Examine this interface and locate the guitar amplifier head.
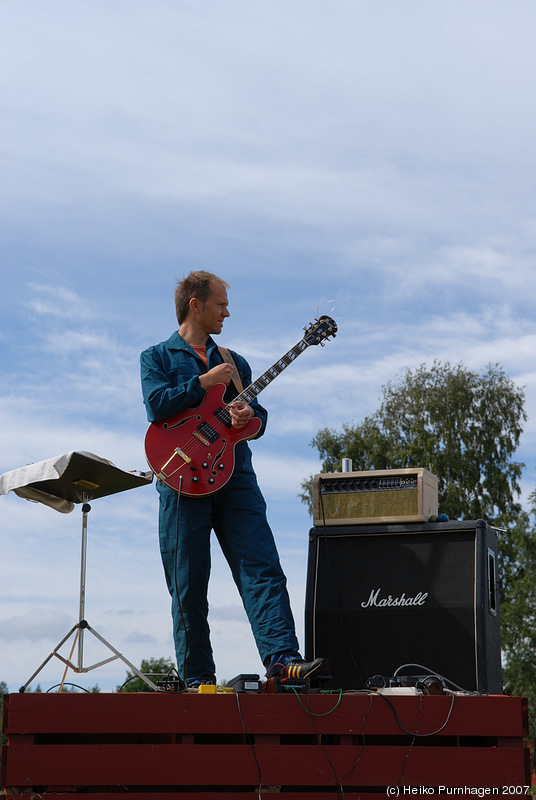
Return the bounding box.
[313,468,438,526]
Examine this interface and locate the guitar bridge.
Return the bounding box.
[193,431,211,446]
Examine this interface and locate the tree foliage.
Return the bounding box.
[499,493,536,770]
[500,493,536,687]
[301,361,526,526]
[118,657,176,692]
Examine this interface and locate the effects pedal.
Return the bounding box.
[228,673,263,693]
[156,675,187,693]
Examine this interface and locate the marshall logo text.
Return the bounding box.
[361,588,428,608]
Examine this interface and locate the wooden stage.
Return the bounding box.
[1,690,532,798]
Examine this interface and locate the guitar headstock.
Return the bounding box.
[303,315,338,346]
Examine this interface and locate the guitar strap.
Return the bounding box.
[218,347,244,395]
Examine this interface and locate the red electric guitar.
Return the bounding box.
[144,315,337,496]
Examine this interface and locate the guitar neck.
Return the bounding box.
[232,337,310,407]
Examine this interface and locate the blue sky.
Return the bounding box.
[1,0,536,692]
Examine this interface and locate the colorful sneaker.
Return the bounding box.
[285,657,330,681]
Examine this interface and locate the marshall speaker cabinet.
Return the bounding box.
[305,519,502,693]
[313,468,438,526]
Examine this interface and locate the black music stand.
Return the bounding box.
[0,451,160,692]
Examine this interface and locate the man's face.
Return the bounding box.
[197,281,230,335]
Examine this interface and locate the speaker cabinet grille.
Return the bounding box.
[305,520,502,693]
[313,468,438,526]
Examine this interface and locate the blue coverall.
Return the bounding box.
[140,331,299,683]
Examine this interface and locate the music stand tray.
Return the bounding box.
[0,451,160,692]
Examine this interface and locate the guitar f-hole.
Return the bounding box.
[164,413,200,430]
[210,439,228,475]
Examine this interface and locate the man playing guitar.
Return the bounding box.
[140,270,327,687]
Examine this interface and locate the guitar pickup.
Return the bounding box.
[197,421,219,442]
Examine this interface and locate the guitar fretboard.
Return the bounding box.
[231,339,310,407]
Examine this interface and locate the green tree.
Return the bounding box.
[500,493,536,731]
[117,657,176,692]
[301,361,526,526]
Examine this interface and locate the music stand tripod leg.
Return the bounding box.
[19,624,79,693]
[83,623,160,691]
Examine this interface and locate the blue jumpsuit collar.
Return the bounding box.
[167,331,219,365]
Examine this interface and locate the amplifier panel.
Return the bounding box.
[313,468,438,525]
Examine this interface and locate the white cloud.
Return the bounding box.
[26,284,97,320]
[0,611,73,641]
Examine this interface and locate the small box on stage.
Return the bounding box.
[313,467,438,526]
